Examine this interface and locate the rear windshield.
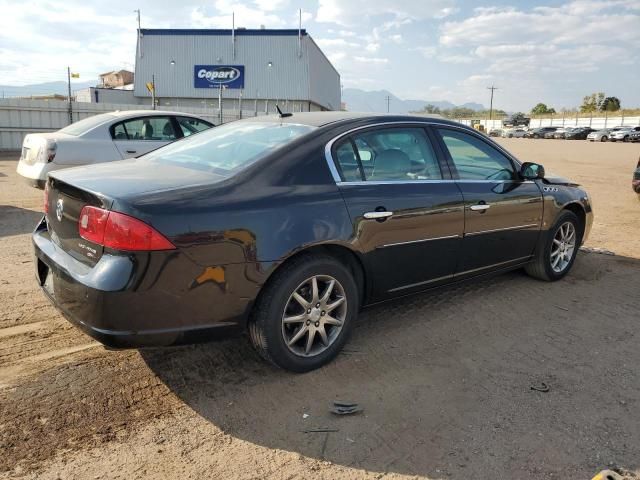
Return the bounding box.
[59,114,116,136]
[143,121,316,173]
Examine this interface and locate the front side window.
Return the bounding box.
[177,117,213,137]
[143,121,315,174]
[437,129,515,181]
[113,116,177,141]
[333,127,442,182]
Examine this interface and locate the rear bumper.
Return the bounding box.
[16,160,62,187]
[33,218,262,348]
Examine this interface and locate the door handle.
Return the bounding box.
[126,150,137,154]
[364,211,393,220]
[470,203,491,211]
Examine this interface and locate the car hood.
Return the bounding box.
[543,173,579,187]
[49,157,230,199]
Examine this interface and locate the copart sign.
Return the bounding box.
[194,65,244,89]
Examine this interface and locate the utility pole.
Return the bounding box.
[67,66,73,124]
[218,84,226,124]
[487,85,498,121]
[151,73,156,109]
[134,9,142,58]
[385,95,390,113]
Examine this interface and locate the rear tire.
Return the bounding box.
[525,211,582,282]
[248,254,359,372]
[601,136,608,142]
[623,135,630,143]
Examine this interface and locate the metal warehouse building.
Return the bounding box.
[133,28,341,114]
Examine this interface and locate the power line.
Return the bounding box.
[487,85,498,120]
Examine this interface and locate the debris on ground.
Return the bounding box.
[530,382,550,393]
[330,401,363,415]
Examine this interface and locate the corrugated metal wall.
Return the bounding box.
[0,99,237,150]
[307,37,341,111]
[134,31,340,110]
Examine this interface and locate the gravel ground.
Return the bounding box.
[0,139,639,480]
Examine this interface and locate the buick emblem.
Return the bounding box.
[55,198,64,222]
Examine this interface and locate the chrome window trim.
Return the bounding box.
[324,120,523,185]
[336,179,535,186]
[465,223,540,237]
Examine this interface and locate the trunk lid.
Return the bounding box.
[46,159,230,265]
[49,158,230,199]
[46,177,112,266]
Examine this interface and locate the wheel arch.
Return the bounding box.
[248,243,369,330]
[562,201,586,238]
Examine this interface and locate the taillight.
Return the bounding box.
[78,206,175,251]
[44,182,49,213]
[46,140,57,163]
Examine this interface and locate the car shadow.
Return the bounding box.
[141,251,640,478]
[0,206,42,238]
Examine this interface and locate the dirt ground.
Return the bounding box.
[0,139,639,480]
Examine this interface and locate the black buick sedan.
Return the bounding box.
[35,112,593,372]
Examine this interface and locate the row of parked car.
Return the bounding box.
[489,125,640,142]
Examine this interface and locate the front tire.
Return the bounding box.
[248,254,359,372]
[623,135,630,143]
[601,136,608,142]
[525,211,581,281]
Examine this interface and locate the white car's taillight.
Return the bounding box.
[45,140,57,162]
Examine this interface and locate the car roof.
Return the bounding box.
[232,111,460,128]
[108,110,203,118]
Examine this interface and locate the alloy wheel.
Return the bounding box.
[281,275,347,357]
[550,222,576,273]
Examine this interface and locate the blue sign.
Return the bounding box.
[194,65,244,89]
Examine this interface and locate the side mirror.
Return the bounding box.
[520,162,545,180]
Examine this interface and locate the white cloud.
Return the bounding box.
[440,0,640,47]
[316,38,361,49]
[415,46,437,58]
[438,54,474,64]
[316,0,457,25]
[353,56,389,64]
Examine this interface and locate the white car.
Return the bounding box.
[17,110,214,188]
[609,126,640,142]
[501,128,526,138]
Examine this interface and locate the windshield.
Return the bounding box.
[143,121,316,174]
[59,113,116,136]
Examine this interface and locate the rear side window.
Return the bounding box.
[176,117,213,137]
[333,127,442,182]
[437,129,515,181]
[112,116,177,141]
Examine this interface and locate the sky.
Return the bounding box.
[0,0,638,111]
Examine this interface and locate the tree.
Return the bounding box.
[423,104,441,114]
[602,96,621,112]
[580,92,605,113]
[531,103,556,115]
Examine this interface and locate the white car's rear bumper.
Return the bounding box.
[16,160,63,188]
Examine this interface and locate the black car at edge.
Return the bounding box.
[34,112,593,372]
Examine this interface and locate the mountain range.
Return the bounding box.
[0,82,486,114]
[0,81,97,98]
[342,88,485,113]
